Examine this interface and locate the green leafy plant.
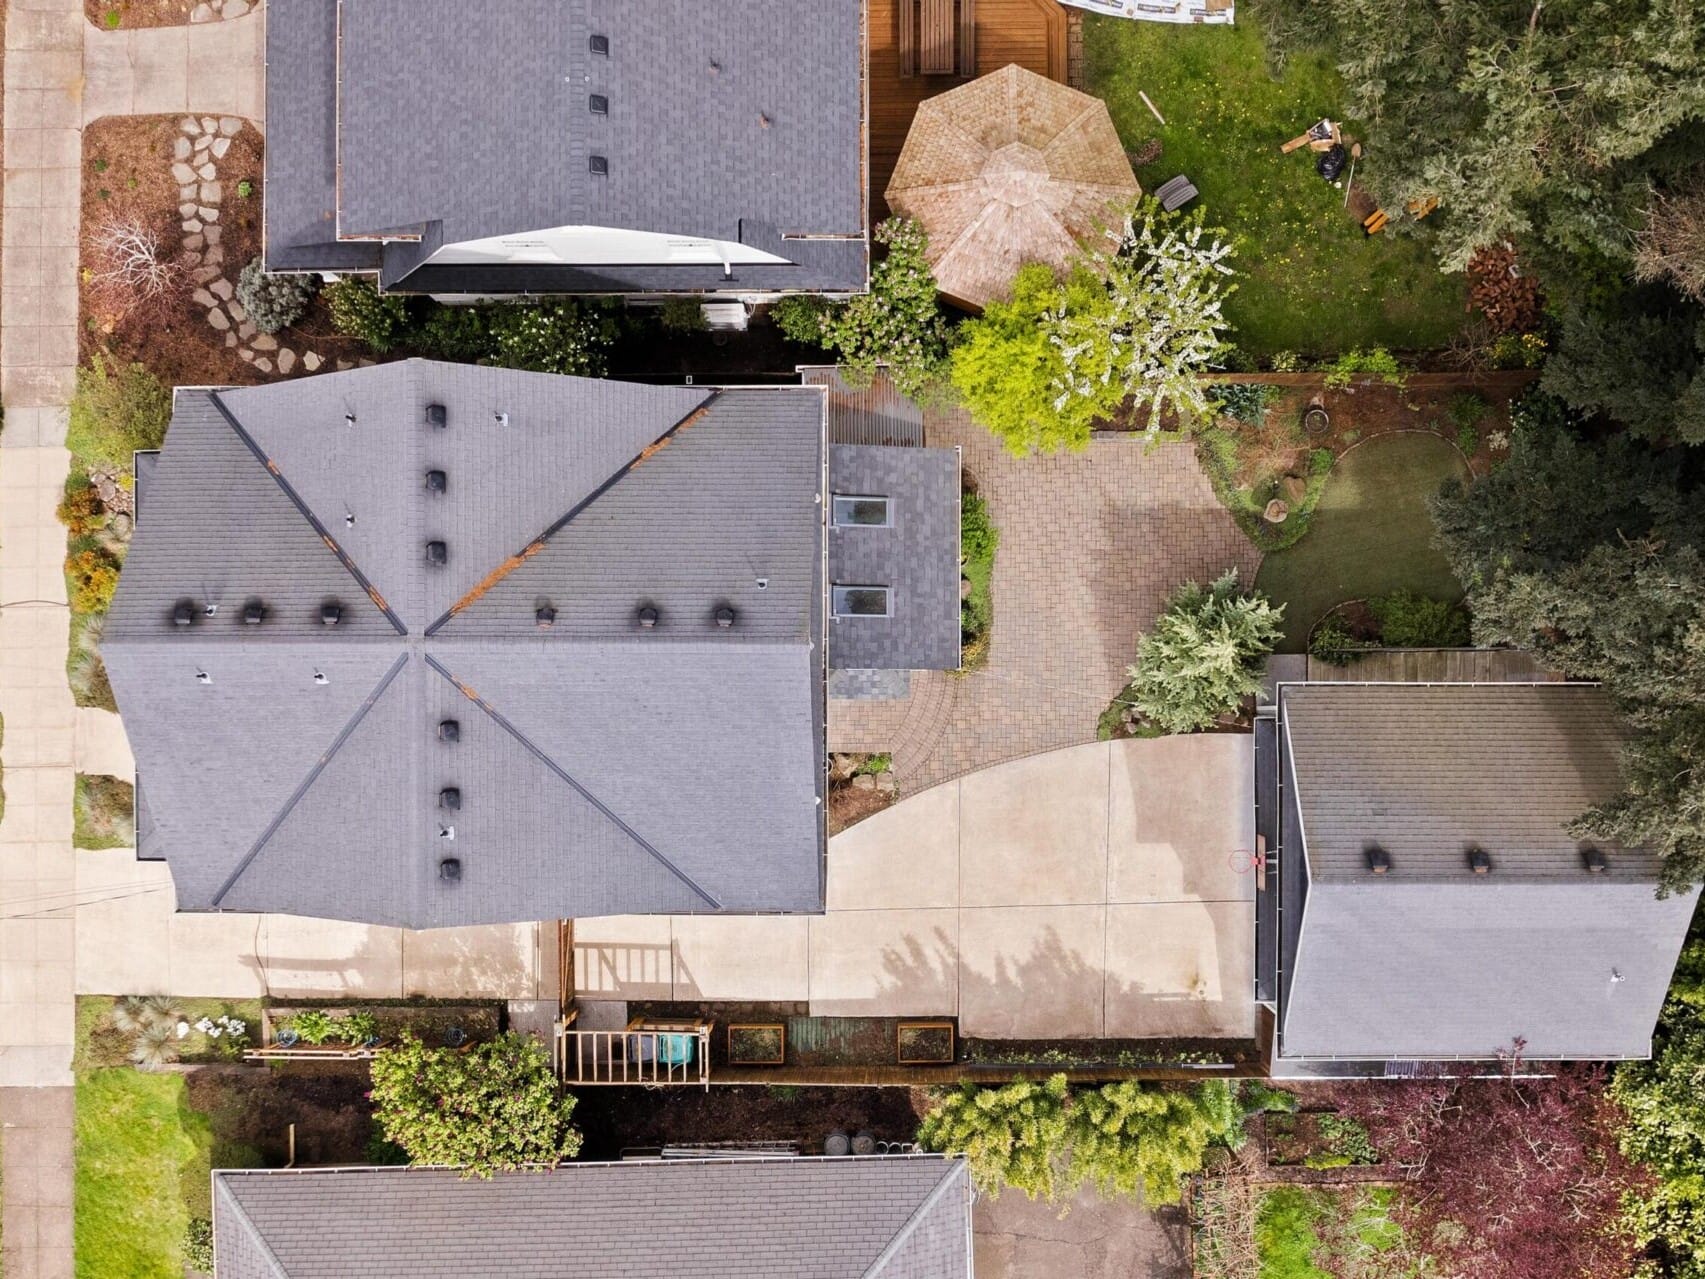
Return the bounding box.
[183,1217,214,1273]
[769,295,833,347]
[1322,347,1404,389]
[1305,1114,1378,1169]
[67,355,171,471]
[369,1032,580,1176]
[236,178,254,199]
[325,276,412,353]
[658,296,708,334]
[958,491,999,669]
[234,258,319,335]
[1209,382,1281,427]
[917,1075,1072,1201]
[1447,390,1490,430]
[1309,613,1371,664]
[287,1008,380,1046]
[103,9,121,27]
[1067,1079,1241,1205]
[484,300,614,376]
[1126,570,1283,733]
[817,217,950,402]
[1369,590,1470,647]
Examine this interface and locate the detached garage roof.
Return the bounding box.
[214,1157,973,1279]
[1276,683,1699,1060]
[106,363,828,928]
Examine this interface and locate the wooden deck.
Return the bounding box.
[869,0,1070,219]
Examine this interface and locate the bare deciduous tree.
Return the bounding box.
[87,214,188,321]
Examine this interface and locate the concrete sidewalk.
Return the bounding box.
[575,735,1257,1041]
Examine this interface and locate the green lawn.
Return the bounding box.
[1084,17,1466,355]
[1256,1185,1416,1279]
[75,1068,260,1279]
[1255,432,1468,651]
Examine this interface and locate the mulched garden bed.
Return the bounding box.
[86,0,248,29]
[572,1084,929,1161]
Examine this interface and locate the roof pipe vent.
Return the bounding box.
[715,605,737,629]
[438,857,462,882]
[425,541,448,567]
[1364,845,1391,875]
[425,469,447,494]
[425,403,447,430]
[637,605,659,629]
[1467,846,1493,875]
[588,32,609,54]
[242,599,266,626]
[172,599,197,627]
[1583,847,1610,874]
[535,604,557,629]
[320,602,342,627]
[438,719,460,743]
[439,787,462,811]
[588,155,609,176]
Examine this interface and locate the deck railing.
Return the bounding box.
[554,1014,712,1090]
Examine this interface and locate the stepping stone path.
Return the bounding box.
[176,115,345,378]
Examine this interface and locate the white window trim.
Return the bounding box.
[832,585,892,618]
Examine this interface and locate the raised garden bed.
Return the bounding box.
[896,1020,955,1065]
[727,1023,787,1066]
[253,1003,500,1058]
[1266,1111,1379,1170]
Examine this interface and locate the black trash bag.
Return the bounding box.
[1316,144,1347,181]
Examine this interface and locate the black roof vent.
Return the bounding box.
[715,605,737,629]
[425,469,447,494]
[242,600,266,625]
[172,599,196,627]
[588,32,609,54]
[438,719,460,743]
[637,605,659,629]
[1364,845,1391,875]
[1467,846,1493,875]
[439,787,462,811]
[589,93,608,114]
[588,154,608,176]
[438,857,462,882]
[425,403,447,429]
[1583,846,1610,874]
[426,540,448,566]
[320,601,342,627]
[535,604,557,629]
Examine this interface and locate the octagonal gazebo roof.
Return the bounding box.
[884,64,1140,310]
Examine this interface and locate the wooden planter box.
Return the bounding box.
[897,1020,955,1065]
[727,1023,786,1066]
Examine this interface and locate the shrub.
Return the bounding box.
[325,276,412,353]
[183,1217,214,1273]
[369,1032,580,1176]
[87,213,187,322]
[484,300,614,376]
[916,1075,1072,1200]
[1309,613,1370,664]
[415,304,492,362]
[959,492,998,664]
[1322,347,1404,389]
[770,295,832,347]
[1447,390,1490,430]
[1209,382,1281,427]
[67,355,171,471]
[234,258,318,334]
[1067,1080,1241,1205]
[960,491,997,563]
[818,217,950,402]
[658,296,708,333]
[67,546,122,615]
[57,476,108,538]
[1369,590,1470,648]
[1126,571,1283,733]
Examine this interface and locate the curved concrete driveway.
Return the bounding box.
[575,733,1256,1041]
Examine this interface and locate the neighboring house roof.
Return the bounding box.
[264,0,868,295]
[213,1156,973,1279]
[1275,683,1700,1060]
[827,444,961,672]
[107,362,829,927]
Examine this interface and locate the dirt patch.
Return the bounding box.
[828,780,895,834]
[572,1084,929,1160]
[185,1062,378,1166]
[86,0,214,29]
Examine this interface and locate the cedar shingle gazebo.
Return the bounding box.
[884,63,1140,310]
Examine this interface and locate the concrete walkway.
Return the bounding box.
[81,10,264,124]
[576,735,1256,1041]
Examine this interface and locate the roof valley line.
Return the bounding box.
[108,361,961,929]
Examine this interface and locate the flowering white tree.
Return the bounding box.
[1047,200,1237,441]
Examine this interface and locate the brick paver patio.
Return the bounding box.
[830,409,1261,792]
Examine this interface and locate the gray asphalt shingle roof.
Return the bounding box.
[264,0,867,293]
[106,363,829,927]
[1276,683,1700,1060]
[214,1157,972,1279]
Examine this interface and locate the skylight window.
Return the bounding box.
[832,495,891,527]
[588,33,609,55]
[832,586,890,617]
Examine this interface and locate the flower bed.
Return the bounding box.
[255,1003,501,1056]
